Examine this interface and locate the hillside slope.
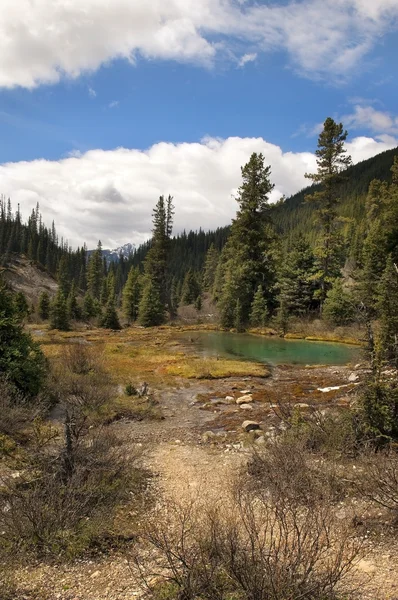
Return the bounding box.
[1,254,58,303]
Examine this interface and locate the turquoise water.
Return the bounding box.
[182,331,361,366]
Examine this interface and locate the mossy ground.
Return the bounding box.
[30,324,269,387]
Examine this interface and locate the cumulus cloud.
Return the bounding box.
[343,104,398,136]
[0,0,397,88]
[0,135,395,249]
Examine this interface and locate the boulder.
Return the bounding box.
[239,403,253,411]
[240,389,251,394]
[236,394,253,405]
[241,420,261,432]
[225,395,235,402]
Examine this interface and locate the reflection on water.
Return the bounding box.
[182,331,361,366]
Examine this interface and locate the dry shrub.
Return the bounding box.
[0,378,42,441]
[247,437,347,506]
[355,449,398,519]
[134,480,361,600]
[273,399,357,456]
[63,342,104,375]
[0,427,140,557]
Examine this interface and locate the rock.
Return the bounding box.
[348,372,359,382]
[295,403,309,409]
[354,363,363,370]
[240,389,251,394]
[239,403,253,410]
[225,395,235,402]
[241,420,261,432]
[90,570,101,579]
[255,435,266,445]
[202,431,216,443]
[236,394,253,405]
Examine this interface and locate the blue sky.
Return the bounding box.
[0,0,397,248]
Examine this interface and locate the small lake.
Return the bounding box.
[181,331,361,366]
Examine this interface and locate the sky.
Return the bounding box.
[0,0,397,249]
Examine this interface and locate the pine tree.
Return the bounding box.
[278,237,317,316]
[67,281,81,320]
[122,266,142,323]
[219,153,276,327]
[83,293,95,319]
[50,290,70,331]
[377,255,398,366]
[181,270,201,305]
[249,285,268,327]
[101,294,121,329]
[38,291,50,320]
[57,255,70,297]
[0,281,46,396]
[305,117,352,308]
[138,195,174,326]
[138,278,165,327]
[194,294,202,312]
[323,279,356,326]
[14,291,29,318]
[202,244,219,291]
[87,241,104,300]
[234,298,244,333]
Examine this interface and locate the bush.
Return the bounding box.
[0,428,136,556]
[0,282,47,397]
[355,449,398,519]
[247,437,347,506]
[135,487,361,600]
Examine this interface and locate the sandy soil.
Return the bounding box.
[13,365,398,600]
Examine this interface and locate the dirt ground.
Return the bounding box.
[13,364,398,600]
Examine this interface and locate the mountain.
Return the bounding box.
[90,242,135,263]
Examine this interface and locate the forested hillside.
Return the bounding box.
[128,145,398,283]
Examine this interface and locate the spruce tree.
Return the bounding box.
[83,292,97,320]
[249,285,268,327]
[138,278,165,327]
[38,291,50,320]
[181,270,201,305]
[14,291,29,318]
[122,266,142,323]
[101,294,121,329]
[305,118,352,308]
[57,255,70,297]
[0,281,46,396]
[87,241,104,300]
[278,237,316,317]
[67,281,81,321]
[219,153,276,328]
[377,255,398,366]
[138,195,174,327]
[202,244,219,291]
[50,290,70,331]
[323,279,356,326]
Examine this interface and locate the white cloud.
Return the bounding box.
[109,100,120,109]
[0,0,397,88]
[88,86,97,98]
[0,135,395,249]
[343,104,398,136]
[238,53,257,68]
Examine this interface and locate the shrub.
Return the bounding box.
[0,428,136,556]
[134,487,361,600]
[355,450,398,519]
[0,282,47,397]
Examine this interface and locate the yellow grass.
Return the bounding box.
[36,325,268,386]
